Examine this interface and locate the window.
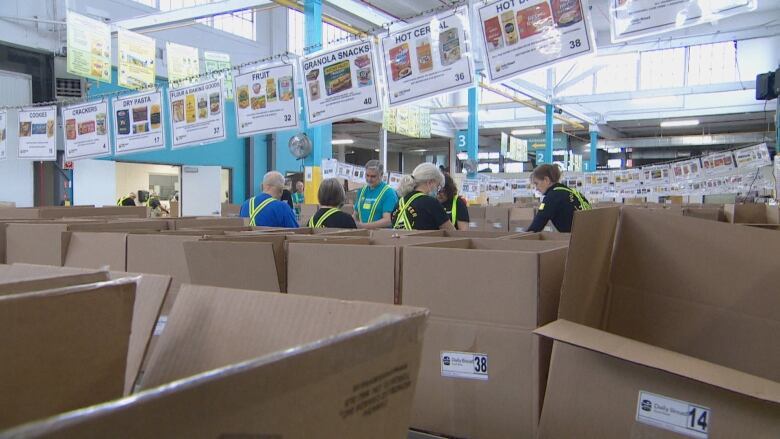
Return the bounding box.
[595,53,638,93]
[288,9,355,56]
[687,41,737,86]
[640,47,685,89]
[151,0,257,40]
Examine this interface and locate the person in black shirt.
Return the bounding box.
[281,188,295,211]
[308,178,357,229]
[392,163,455,231]
[527,164,591,233]
[437,173,470,230]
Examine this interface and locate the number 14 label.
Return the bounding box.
[440,351,488,381]
[636,391,710,438]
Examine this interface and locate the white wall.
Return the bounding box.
[0,70,34,207]
[115,162,179,201]
[73,159,117,206]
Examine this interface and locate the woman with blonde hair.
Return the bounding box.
[392,163,455,231]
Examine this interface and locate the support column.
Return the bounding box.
[337,144,346,162]
[467,87,479,177]
[303,0,323,168]
[379,128,388,167]
[776,97,779,153]
[589,125,599,172]
[539,104,554,165]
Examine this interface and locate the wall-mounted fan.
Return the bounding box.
[288,133,312,159]
[463,158,479,174]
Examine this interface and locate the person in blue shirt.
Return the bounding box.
[354,160,398,229]
[239,171,299,228]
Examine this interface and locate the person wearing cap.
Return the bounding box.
[354,160,398,229]
[437,173,470,230]
[308,178,357,229]
[117,192,137,206]
[392,163,455,231]
[239,171,299,228]
[527,164,591,233]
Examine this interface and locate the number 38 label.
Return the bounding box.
[440,351,488,381]
[636,391,710,438]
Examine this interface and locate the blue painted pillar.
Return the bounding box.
[589,126,598,172]
[775,97,779,153]
[539,103,554,165]
[467,87,478,177]
[303,0,330,167]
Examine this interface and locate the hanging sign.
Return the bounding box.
[167,42,200,87]
[733,143,770,169]
[169,78,225,149]
[204,51,234,100]
[477,0,594,82]
[670,158,702,182]
[701,151,735,175]
[63,100,110,160]
[641,163,671,185]
[321,158,338,179]
[118,28,156,90]
[66,11,111,82]
[337,162,354,180]
[388,172,403,189]
[301,40,381,126]
[461,178,481,200]
[17,106,57,161]
[0,110,6,161]
[507,136,528,161]
[234,63,299,137]
[380,8,475,107]
[612,168,642,184]
[112,90,165,155]
[610,0,757,42]
[350,166,366,183]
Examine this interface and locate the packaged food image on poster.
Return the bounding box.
[198,95,208,119]
[209,93,220,114]
[132,106,148,122]
[172,100,185,122]
[324,60,353,95]
[439,28,462,66]
[150,104,161,129]
[19,122,31,137]
[78,120,95,135]
[252,82,262,95]
[237,85,250,109]
[66,119,77,140]
[266,78,277,102]
[306,69,320,82]
[483,16,504,52]
[116,110,130,135]
[133,122,149,134]
[96,113,106,135]
[47,119,55,138]
[354,54,373,87]
[724,155,733,166]
[185,94,196,123]
[251,96,266,110]
[308,81,321,101]
[552,0,583,27]
[278,76,294,101]
[389,44,412,81]
[517,2,553,38]
[416,38,434,72]
[501,11,518,45]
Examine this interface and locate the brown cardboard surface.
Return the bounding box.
[108,272,171,395]
[64,232,127,271]
[684,206,725,222]
[510,231,571,241]
[184,240,282,293]
[287,242,395,303]
[126,234,199,292]
[0,267,108,294]
[538,341,780,438]
[370,229,443,239]
[168,217,247,230]
[5,224,71,266]
[3,287,427,439]
[443,230,528,239]
[0,223,6,264]
[0,278,136,430]
[484,207,509,232]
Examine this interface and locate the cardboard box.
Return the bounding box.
[64,232,128,271]
[444,230,528,239]
[5,223,71,266]
[402,239,569,438]
[684,206,725,222]
[0,206,147,220]
[466,206,487,231]
[0,277,136,430]
[724,203,779,225]
[126,234,199,292]
[299,204,319,225]
[169,201,180,218]
[508,207,536,233]
[511,231,570,242]
[184,239,283,293]
[6,285,428,438]
[535,207,780,438]
[167,217,247,230]
[220,203,242,217]
[483,207,509,232]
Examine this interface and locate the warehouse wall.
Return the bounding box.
[73,160,116,206]
[115,162,179,201]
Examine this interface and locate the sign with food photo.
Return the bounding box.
[380,8,475,107]
[477,0,594,82]
[63,100,110,160]
[169,78,225,149]
[234,62,299,137]
[301,40,381,126]
[0,110,6,161]
[17,106,57,161]
[112,90,165,155]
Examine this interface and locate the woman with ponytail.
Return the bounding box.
[392,163,455,231]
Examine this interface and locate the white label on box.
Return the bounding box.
[441,351,488,381]
[153,315,168,336]
[636,391,709,438]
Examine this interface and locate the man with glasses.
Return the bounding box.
[354,160,398,229]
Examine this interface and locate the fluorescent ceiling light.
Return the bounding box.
[511,128,543,136]
[332,139,354,145]
[660,119,699,128]
[374,149,379,152]
[412,149,428,153]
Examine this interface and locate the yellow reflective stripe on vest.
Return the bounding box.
[393,193,425,230]
[368,185,391,223]
[309,207,340,228]
[553,187,591,210]
[356,186,368,223]
[358,184,391,223]
[450,196,458,225]
[116,197,125,206]
[249,197,275,226]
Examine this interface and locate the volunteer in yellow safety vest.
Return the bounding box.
[391,163,456,231]
[437,172,470,230]
[354,160,398,229]
[239,171,299,228]
[527,164,591,233]
[116,192,137,206]
[308,178,357,229]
